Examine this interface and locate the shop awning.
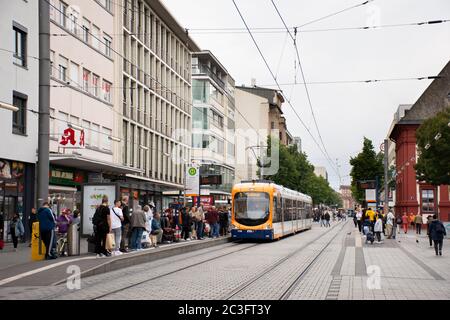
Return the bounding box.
[49,154,141,175]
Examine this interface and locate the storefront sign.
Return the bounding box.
[59,127,85,148]
[192,196,214,208]
[185,164,200,196]
[50,166,85,186]
[200,175,222,185]
[81,184,117,236]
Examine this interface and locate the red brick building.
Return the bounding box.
[389,60,450,222]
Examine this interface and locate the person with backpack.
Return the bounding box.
[92,196,112,257]
[37,202,57,259]
[428,214,447,256]
[130,207,147,251]
[110,199,124,256]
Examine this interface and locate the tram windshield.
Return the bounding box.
[233,192,270,226]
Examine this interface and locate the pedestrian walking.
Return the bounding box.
[110,200,124,256]
[409,213,415,232]
[353,212,358,228]
[426,215,434,247]
[366,208,376,232]
[9,213,24,251]
[374,214,383,243]
[37,202,57,259]
[428,214,447,256]
[414,213,423,235]
[324,211,331,228]
[402,213,409,234]
[92,196,112,257]
[320,211,326,227]
[385,210,395,239]
[130,208,147,251]
[356,209,363,233]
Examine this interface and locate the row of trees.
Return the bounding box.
[263,137,342,206]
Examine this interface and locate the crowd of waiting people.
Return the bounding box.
[91,195,231,258]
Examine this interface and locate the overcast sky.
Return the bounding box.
[162,0,450,190]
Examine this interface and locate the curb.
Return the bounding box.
[52,237,233,285]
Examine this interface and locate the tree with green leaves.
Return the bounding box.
[264,136,340,206]
[349,137,384,204]
[415,107,450,185]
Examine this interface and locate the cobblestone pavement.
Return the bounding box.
[1,220,449,300]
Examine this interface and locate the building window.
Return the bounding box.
[82,69,90,92]
[69,62,79,86]
[82,120,90,146]
[82,18,90,43]
[12,92,27,135]
[103,80,112,102]
[69,8,79,35]
[92,25,100,50]
[102,127,112,151]
[50,50,55,77]
[271,122,275,130]
[421,189,435,213]
[103,33,112,57]
[92,74,99,97]
[13,24,27,67]
[59,1,68,28]
[98,0,112,12]
[59,55,68,82]
[212,109,224,129]
[91,123,99,148]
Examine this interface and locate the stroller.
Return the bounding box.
[363,226,375,244]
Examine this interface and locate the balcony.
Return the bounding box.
[193,64,226,91]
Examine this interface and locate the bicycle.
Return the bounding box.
[56,232,68,257]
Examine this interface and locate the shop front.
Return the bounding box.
[0,158,34,241]
[48,165,87,217]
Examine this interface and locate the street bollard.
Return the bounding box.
[67,223,80,256]
[31,222,46,261]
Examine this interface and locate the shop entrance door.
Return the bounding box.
[2,196,17,242]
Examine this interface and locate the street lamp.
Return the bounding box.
[0,101,19,112]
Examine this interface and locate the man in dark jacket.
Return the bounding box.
[37,202,57,259]
[93,196,111,257]
[120,196,131,252]
[428,214,447,256]
[206,206,220,238]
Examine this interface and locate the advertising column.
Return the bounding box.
[81,184,117,236]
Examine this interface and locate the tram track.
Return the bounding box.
[223,220,349,300]
[90,241,260,300]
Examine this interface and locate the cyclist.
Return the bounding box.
[56,208,72,256]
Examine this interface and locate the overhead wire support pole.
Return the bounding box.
[38,0,50,207]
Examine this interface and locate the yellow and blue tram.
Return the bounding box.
[231,180,313,240]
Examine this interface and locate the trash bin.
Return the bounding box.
[67,223,80,256]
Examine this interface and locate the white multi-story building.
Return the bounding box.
[118,0,200,211]
[0,1,39,239]
[46,0,135,217]
[314,166,328,181]
[191,51,236,204]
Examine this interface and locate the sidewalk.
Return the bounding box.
[0,236,232,287]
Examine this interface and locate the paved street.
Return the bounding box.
[1,220,448,300]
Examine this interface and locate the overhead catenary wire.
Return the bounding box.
[231,0,341,179]
[270,0,340,179]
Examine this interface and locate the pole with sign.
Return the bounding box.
[185,164,200,199]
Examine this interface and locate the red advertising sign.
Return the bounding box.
[59,127,85,148]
